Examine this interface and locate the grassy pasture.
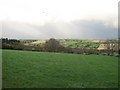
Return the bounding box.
[2,50,118,88]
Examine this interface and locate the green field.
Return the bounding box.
[2,50,118,88]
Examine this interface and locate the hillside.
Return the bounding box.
[1,38,119,56]
[20,39,119,50]
[20,40,45,46]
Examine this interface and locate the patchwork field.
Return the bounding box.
[2,50,118,88]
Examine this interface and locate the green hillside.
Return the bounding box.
[3,50,118,88]
[21,39,118,50]
[58,39,100,49]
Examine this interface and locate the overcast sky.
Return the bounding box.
[0,0,119,39]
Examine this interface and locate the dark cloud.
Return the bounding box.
[2,20,118,39]
[71,20,118,39]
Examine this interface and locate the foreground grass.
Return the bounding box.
[2,50,118,88]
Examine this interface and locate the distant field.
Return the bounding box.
[2,50,118,88]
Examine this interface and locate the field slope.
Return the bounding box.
[2,50,118,88]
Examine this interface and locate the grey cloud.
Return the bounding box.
[2,20,118,40]
[71,20,118,39]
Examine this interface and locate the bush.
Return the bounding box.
[44,38,65,52]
